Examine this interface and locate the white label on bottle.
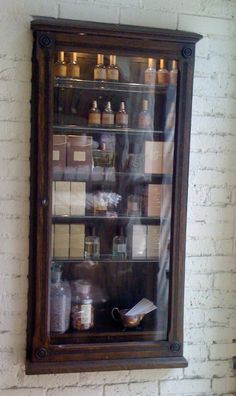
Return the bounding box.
[74,151,86,162]
[117,243,126,253]
[53,150,60,161]
[81,304,92,325]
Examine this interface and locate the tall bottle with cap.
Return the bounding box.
[102,101,115,127]
[169,60,178,86]
[115,102,128,128]
[156,59,169,85]
[107,55,119,82]
[67,52,80,78]
[54,51,67,77]
[88,100,101,127]
[144,58,156,85]
[138,99,152,130]
[94,54,106,81]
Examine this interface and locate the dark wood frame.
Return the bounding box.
[27,18,202,374]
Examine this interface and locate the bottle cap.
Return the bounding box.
[160,59,165,69]
[110,55,116,65]
[58,51,65,62]
[106,101,112,110]
[142,99,148,111]
[172,60,178,70]
[97,54,104,64]
[147,58,155,69]
[120,101,125,111]
[92,100,98,109]
[70,52,77,63]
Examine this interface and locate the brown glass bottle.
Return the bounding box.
[156,59,169,85]
[144,58,156,85]
[88,100,101,127]
[102,101,114,127]
[54,51,67,77]
[169,60,178,85]
[67,52,80,78]
[115,102,128,128]
[106,55,119,82]
[138,100,152,130]
[94,54,106,81]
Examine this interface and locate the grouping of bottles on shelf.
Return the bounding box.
[53,133,173,182]
[50,265,96,333]
[88,99,153,130]
[53,222,160,261]
[53,179,165,218]
[54,51,178,86]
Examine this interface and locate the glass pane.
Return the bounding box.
[50,51,177,342]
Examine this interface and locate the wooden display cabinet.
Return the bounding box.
[27,18,202,374]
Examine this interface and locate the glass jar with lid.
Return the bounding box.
[70,279,94,331]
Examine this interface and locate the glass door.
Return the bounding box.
[50,50,177,344]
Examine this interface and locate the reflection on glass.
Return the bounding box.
[51,51,178,342]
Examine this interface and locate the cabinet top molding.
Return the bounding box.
[31,17,202,44]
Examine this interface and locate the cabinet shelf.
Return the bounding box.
[52,215,162,225]
[54,77,170,94]
[53,124,173,140]
[53,173,173,185]
[53,257,159,263]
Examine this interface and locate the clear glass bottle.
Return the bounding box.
[88,100,101,127]
[71,280,94,331]
[102,101,115,127]
[144,58,156,85]
[93,142,113,167]
[84,226,100,259]
[112,226,127,259]
[138,99,152,130]
[106,55,119,81]
[169,60,178,85]
[54,51,67,77]
[94,54,106,81]
[115,102,128,128]
[156,59,169,85]
[50,263,71,333]
[67,52,80,78]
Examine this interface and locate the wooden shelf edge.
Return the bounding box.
[26,356,188,375]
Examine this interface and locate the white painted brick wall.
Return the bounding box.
[0,0,235,395]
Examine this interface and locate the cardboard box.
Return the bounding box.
[54,224,69,258]
[54,181,70,215]
[146,184,162,217]
[132,225,147,258]
[147,225,160,258]
[70,182,86,216]
[162,142,174,174]
[53,135,67,180]
[144,141,163,174]
[69,224,85,258]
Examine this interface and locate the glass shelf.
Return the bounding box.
[52,215,162,224]
[53,124,172,140]
[54,77,170,94]
[52,257,160,263]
